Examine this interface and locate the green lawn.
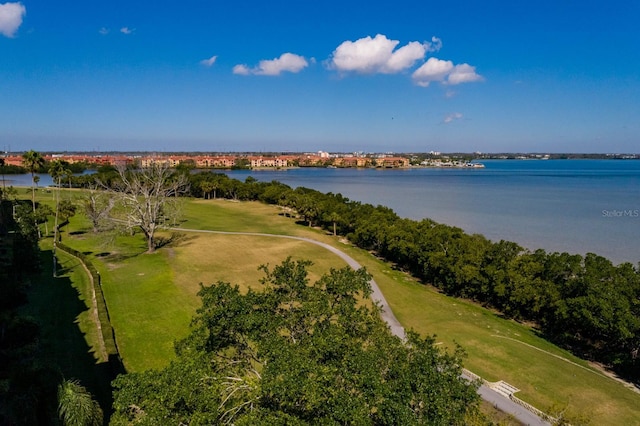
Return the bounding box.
[368,264,639,424]
[180,198,322,236]
[25,191,640,425]
[59,199,350,372]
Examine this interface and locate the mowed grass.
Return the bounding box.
[367,265,640,424]
[181,198,321,236]
[50,195,640,425]
[62,225,197,372]
[170,234,350,296]
[60,199,350,372]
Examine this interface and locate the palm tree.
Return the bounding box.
[327,211,342,236]
[57,379,103,426]
[49,160,67,275]
[200,179,214,199]
[22,150,45,213]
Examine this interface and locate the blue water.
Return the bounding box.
[4,160,639,264]
[225,160,640,264]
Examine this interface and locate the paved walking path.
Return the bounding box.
[174,227,550,426]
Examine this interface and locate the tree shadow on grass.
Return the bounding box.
[96,251,141,263]
[22,249,117,423]
[155,232,196,250]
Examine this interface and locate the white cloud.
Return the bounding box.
[412,57,483,87]
[412,57,454,86]
[255,53,308,75]
[99,27,109,35]
[0,2,26,38]
[383,41,427,73]
[232,64,250,75]
[328,34,435,74]
[443,112,463,124]
[234,53,308,76]
[426,36,442,52]
[447,63,483,85]
[200,55,218,67]
[120,27,134,35]
[328,33,482,88]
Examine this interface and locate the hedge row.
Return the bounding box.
[56,242,119,358]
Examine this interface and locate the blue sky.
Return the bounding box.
[1,1,639,153]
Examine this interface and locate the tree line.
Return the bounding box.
[186,171,640,382]
[67,166,640,382]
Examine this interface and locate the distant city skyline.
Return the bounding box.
[1,1,639,153]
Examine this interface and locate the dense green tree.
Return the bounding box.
[257,181,293,209]
[112,259,479,424]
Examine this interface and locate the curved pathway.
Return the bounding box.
[173,227,550,426]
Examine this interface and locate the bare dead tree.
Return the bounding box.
[112,162,189,253]
[82,182,116,233]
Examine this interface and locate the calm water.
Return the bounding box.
[5,160,639,264]
[226,160,640,264]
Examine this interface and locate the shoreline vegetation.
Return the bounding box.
[4,169,639,424]
[47,165,639,388]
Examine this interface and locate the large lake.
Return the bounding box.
[225,160,640,265]
[5,159,639,264]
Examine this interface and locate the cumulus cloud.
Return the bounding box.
[447,63,483,85]
[412,57,453,86]
[0,2,26,38]
[120,27,134,35]
[255,53,308,75]
[98,27,109,35]
[234,53,308,76]
[328,34,436,74]
[383,41,428,73]
[200,55,218,67]
[412,57,483,87]
[443,112,463,124]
